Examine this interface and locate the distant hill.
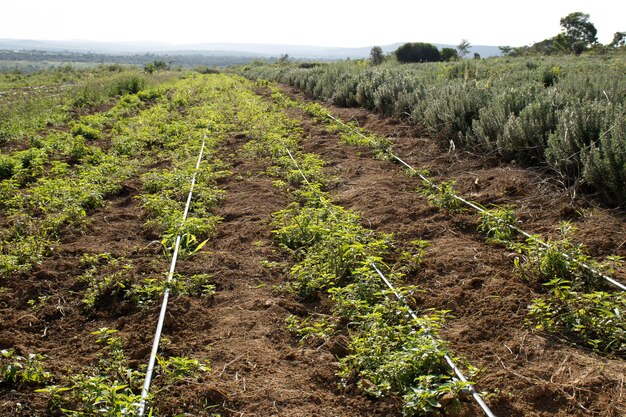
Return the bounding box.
[0,39,502,59]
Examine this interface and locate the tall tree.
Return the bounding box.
[610,32,626,48]
[370,46,384,65]
[395,43,441,63]
[440,47,458,61]
[560,12,598,47]
[457,39,471,57]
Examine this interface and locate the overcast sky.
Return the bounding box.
[2,0,624,47]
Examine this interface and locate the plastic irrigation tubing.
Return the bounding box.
[280,141,497,417]
[371,263,497,417]
[137,135,207,417]
[325,113,626,292]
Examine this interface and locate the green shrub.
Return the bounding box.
[498,96,559,163]
[422,82,489,141]
[583,113,626,204]
[71,123,101,140]
[469,84,540,151]
[113,74,146,95]
[545,102,608,182]
[0,155,18,179]
[528,279,626,355]
[395,42,441,63]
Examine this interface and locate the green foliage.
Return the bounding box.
[71,123,101,140]
[528,279,626,356]
[456,39,471,57]
[144,60,170,74]
[498,97,559,163]
[338,305,469,416]
[156,355,210,385]
[38,328,209,415]
[440,48,459,62]
[242,85,469,415]
[560,12,598,47]
[419,180,463,212]
[1,349,52,386]
[395,240,430,275]
[370,46,385,66]
[395,42,441,63]
[477,206,517,244]
[238,54,626,204]
[469,84,540,151]
[79,254,215,310]
[422,82,489,140]
[582,112,626,205]
[38,328,144,416]
[273,196,392,298]
[286,315,336,344]
[514,222,600,287]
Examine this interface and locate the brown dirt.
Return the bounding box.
[1,81,625,417]
[279,85,626,416]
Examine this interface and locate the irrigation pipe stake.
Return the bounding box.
[280,141,497,417]
[325,113,626,292]
[137,135,207,417]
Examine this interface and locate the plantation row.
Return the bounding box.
[0,72,252,414]
[261,82,626,358]
[230,78,486,414]
[238,56,626,205]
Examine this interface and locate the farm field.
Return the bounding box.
[1,68,625,417]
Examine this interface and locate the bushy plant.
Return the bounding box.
[1,349,52,386]
[498,97,559,163]
[582,112,626,205]
[422,82,489,141]
[528,279,626,355]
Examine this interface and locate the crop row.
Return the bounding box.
[262,83,626,358]
[239,56,626,205]
[0,73,247,415]
[233,78,485,415]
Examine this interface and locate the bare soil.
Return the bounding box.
[1,82,625,416]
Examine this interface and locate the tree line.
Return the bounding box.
[371,11,624,65]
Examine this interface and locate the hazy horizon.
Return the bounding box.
[2,1,624,48]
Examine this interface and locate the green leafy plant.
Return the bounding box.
[513,222,600,287]
[38,328,210,415]
[528,279,626,356]
[1,349,52,386]
[419,180,464,212]
[477,206,518,244]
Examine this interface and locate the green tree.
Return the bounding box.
[440,47,458,61]
[370,46,384,65]
[457,39,471,57]
[609,32,626,47]
[560,12,598,47]
[498,46,513,56]
[395,42,441,63]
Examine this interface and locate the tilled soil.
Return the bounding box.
[1,82,625,416]
[280,85,626,417]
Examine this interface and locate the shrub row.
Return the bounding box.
[239,56,626,205]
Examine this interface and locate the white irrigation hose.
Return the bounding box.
[281,142,497,417]
[371,263,496,417]
[137,135,207,417]
[325,113,626,292]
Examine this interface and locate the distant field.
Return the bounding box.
[0,49,262,73]
[0,59,119,73]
